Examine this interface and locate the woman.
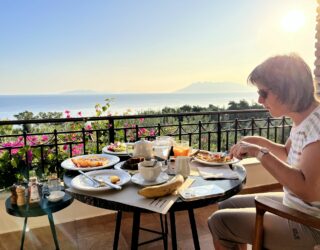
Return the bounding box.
[208,54,320,250]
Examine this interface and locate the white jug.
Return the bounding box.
[132,139,153,159]
[175,156,190,178]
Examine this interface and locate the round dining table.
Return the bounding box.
[63,162,246,250]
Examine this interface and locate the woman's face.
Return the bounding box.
[256,84,289,117]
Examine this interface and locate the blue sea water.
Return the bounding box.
[0,92,258,119]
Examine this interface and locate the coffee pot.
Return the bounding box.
[133,139,153,159]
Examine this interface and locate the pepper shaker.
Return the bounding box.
[10,184,17,205]
[16,185,26,206]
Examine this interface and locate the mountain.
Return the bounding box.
[60,90,100,95]
[175,82,255,93]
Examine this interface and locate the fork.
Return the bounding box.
[78,170,122,190]
[189,149,201,161]
[221,151,229,158]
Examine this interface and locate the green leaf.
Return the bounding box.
[11,158,18,168]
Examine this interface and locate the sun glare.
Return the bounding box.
[281,10,305,32]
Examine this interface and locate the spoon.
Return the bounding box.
[143,158,158,167]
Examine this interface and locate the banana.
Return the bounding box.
[138,174,184,198]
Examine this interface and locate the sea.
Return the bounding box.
[0,92,258,119]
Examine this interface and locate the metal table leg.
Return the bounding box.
[113,211,122,250]
[131,211,141,250]
[20,216,28,250]
[169,211,177,250]
[188,209,200,250]
[160,214,168,250]
[47,212,60,250]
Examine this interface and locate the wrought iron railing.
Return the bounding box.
[0,109,292,187]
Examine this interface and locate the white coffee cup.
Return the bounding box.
[138,160,161,182]
[176,156,190,178]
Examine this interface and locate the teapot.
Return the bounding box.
[132,139,153,159]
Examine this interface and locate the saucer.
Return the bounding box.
[47,191,65,202]
[131,172,170,186]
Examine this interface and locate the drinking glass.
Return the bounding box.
[153,137,173,172]
[125,143,135,157]
[173,140,191,157]
[47,178,61,192]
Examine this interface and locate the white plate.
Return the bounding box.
[193,157,240,166]
[47,191,65,202]
[193,151,240,166]
[71,169,131,191]
[102,146,128,156]
[61,154,120,171]
[114,161,139,175]
[131,172,170,186]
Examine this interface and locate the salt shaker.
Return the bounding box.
[28,176,40,204]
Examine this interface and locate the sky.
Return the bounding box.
[0,0,317,94]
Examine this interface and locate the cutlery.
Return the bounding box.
[153,155,166,161]
[189,149,201,161]
[221,151,229,158]
[189,149,200,157]
[78,170,122,190]
[141,159,159,167]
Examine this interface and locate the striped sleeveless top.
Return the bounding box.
[284,105,320,218]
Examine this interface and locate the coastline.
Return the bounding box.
[0,92,257,119]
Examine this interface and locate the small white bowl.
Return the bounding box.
[47,191,65,202]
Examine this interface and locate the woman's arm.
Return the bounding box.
[241,136,290,161]
[231,140,320,202]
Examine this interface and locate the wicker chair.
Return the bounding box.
[253,196,320,250]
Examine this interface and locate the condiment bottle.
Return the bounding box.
[10,184,17,205]
[28,176,40,204]
[16,185,26,206]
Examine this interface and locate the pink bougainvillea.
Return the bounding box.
[149,128,156,137]
[64,110,71,118]
[41,135,49,142]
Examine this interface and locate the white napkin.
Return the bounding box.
[196,164,239,180]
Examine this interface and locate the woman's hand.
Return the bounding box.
[230,141,261,160]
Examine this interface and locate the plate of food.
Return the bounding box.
[102,142,128,155]
[114,157,145,174]
[61,154,120,171]
[193,150,239,166]
[71,169,131,191]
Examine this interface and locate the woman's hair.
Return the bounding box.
[247,53,316,112]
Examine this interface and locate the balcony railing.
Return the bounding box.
[0,109,292,187]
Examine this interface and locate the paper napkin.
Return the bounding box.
[196,164,239,180]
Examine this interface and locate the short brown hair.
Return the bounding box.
[247,53,316,112]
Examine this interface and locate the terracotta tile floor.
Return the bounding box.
[0,204,218,250]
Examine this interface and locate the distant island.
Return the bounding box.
[60,81,255,95]
[60,90,99,95]
[175,81,255,93]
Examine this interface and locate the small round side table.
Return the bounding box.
[5,192,74,250]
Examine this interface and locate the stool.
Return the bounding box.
[5,193,74,250]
